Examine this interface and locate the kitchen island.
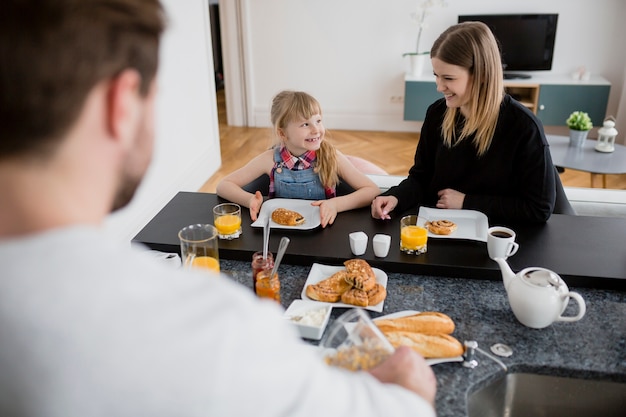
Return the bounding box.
[220,259,625,417]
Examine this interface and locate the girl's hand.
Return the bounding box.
[436,189,465,209]
[311,200,338,228]
[371,196,397,220]
[249,191,264,221]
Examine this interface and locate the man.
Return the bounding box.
[0,1,436,416]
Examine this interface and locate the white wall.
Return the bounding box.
[240,0,626,132]
[105,0,221,243]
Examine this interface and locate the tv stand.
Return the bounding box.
[504,73,532,80]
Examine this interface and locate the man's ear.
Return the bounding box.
[106,69,142,146]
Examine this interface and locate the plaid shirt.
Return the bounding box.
[269,146,336,198]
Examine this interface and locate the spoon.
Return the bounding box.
[269,236,290,278]
[262,216,270,260]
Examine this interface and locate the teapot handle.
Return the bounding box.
[556,292,586,322]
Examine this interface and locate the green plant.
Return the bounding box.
[566,111,593,131]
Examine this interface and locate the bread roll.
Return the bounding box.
[383,331,464,358]
[374,311,455,335]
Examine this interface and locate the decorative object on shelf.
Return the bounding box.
[402,0,447,77]
[566,111,593,148]
[595,118,618,153]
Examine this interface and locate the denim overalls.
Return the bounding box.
[272,147,327,200]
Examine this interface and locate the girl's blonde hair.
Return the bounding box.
[430,21,505,156]
[270,90,338,188]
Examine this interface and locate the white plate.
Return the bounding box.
[251,198,321,230]
[417,207,488,242]
[373,310,464,366]
[300,263,388,313]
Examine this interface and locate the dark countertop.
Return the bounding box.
[220,259,626,417]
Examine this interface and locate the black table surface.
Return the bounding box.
[132,192,626,290]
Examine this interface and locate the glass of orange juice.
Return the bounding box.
[213,203,242,240]
[400,215,428,254]
[178,224,220,273]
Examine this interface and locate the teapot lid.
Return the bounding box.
[522,269,562,288]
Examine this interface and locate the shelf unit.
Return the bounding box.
[505,83,540,114]
[404,74,611,126]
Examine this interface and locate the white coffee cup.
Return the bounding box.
[487,226,519,260]
[349,231,368,256]
[372,234,391,258]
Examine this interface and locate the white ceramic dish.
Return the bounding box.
[417,207,489,242]
[251,198,321,230]
[300,263,388,313]
[283,299,332,340]
[373,310,465,366]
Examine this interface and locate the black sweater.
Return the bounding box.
[384,95,556,223]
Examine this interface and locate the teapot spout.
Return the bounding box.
[494,257,515,291]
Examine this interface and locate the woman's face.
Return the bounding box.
[432,57,473,117]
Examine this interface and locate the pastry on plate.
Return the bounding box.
[343,259,376,291]
[341,288,369,307]
[271,208,305,226]
[425,219,457,235]
[305,270,352,303]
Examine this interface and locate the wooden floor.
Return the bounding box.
[199,89,626,192]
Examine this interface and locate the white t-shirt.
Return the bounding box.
[0,226,434,417]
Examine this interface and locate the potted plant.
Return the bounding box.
[566,111,593,147]
[403,0,447,77]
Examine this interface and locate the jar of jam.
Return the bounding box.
[255,269,281,303]
[251,251,273,295]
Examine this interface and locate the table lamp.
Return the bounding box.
[595,119,618,153]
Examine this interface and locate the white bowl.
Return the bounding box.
[284,300,332,340]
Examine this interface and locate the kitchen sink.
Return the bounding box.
[467,372,626,417]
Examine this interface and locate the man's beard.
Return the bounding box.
[111,172,142,212]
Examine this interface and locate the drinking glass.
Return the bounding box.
[213,203,242,239]
[400,215,428,254]
[178,224,220,273]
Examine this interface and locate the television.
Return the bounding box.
[458,14,558,79]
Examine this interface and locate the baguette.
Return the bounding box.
[383,331,464,358]
[374,311,455,335]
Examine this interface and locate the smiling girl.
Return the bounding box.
[217,90,379,227]
[371,22,557,223]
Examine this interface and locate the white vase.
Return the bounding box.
[568,129,589,148]
[409,54,426,77]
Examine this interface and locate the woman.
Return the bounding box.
[372,22,556,223]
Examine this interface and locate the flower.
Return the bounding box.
[403,0,448,57]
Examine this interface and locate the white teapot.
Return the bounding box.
[494,257,586,329]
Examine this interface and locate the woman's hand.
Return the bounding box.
[311,200,338,228]
[248,191,264,221]
[371,196,398,220]
[436,189,465,209]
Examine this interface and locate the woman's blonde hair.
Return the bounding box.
[430,21,505,156]
[270,90,338,188]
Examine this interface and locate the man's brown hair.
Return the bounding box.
[0,0,166,160]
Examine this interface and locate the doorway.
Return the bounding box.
[212,0,248,127]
